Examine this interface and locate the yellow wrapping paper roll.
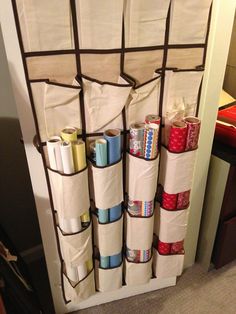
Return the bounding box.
[61,126,78,142]
[73,140,86,171]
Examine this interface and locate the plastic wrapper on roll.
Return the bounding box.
[184,117,201,151]
[168,121,187,153]
[129,123,145,157]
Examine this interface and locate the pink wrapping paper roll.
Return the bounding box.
[168,121,187,153]
[171,240,184,254]
[184,117,201,151]
[177,190,190,209]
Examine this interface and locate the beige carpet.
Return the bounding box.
[75,261,236,314]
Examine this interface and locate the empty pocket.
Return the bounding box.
[126,210,154,250]
[63,269,95,303]
[169,0,212,44]
[93,214,123,257]
[125,257,152,286]
[126,75,161,127]
[82,75,132,133]
[58,224,93,269]
[156,207,189,243]
[16,0,74,52]
[127,153,159,201]
[95,260,123,292]
[153,248,184,278]
[124,0,170,47]
[48,167,90,220]
[90,159,123,210]
[159,146,197,194]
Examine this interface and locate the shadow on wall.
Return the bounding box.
[0,117,42,253]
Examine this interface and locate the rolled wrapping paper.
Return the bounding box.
[110,252,122,267]
[61,126,78,142]
[126,247,151,262]
[98,209,109,223]
[95,139,108,166]
[144,123,159,159]
[89,141,96,163]
[100,256,109,269]
[128,198,154,217]
[80,211,90,227]
[162,191,177,210]
[109,203,122,222]
[86,259,93,273]
[158,240,171,255]
[168,121,187,153]
[104,129,121,164]
[60,141,74,174]
[171,240,184,254]
[72,140,86,172]
[129,123,145,157]
[66,265,79,282]
[184,117,201,151]
[177,190,191,209]
[69,218,82,233]
[145,114,161,126]
[47,136,63,172]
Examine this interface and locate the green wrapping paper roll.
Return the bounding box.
[95,139,108,167]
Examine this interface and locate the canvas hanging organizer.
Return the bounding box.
[12,0,212,304]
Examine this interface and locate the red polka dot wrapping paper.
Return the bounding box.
[171,240,184,254]
[177,190,190,209]
[184,117,201,151]
[158,240,171,255]
[168,122,187,153]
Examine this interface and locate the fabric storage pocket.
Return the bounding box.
[159,146,197,194]
[126,74,161,127]
[95,260,123,292]
[90,159,123,210]
[155,207,189,243]
[153,248,184,278]
[124,0,170,47]
[75,0,123,49]
[126,210,154,250]
[63,270,95,303]
[31,80,81,142]
[15,0,74,52]
[127,153,159,201]
[48,167,90,220]
[169,0,212,44]
[93,214,123,257]
[82,75,132,133]
[125,257,152,286]
[58,224,93,269]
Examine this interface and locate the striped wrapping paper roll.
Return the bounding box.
[168,121,187,153]
[129,123,145,157]
[144,123,159,159]
[126,247,151,262]
[145,114,161,126]
[128,198,154,217]
[184,117,201,151]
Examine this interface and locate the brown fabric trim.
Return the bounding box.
[124,253,153,264]
[126,207,155,219]
[89,156,123,169]
[11,0,69,304]
[29,79,81,89]
[127,150,159,162]
[24,50,75,57]
[57,219,91,236]
[153,246,185,257]
[47,164,88,177]
[79,74,133,87]
[63,267,94,289]
[92,210,123,225]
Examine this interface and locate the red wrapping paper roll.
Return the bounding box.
[168,121,187,153]
[171,240,184,254]
[158,240,171,255]
[145,114,161,126]
[184,117,201,151]
[162,191,177,210]
[177,190,190,209]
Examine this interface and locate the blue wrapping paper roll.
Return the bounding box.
[104,129,121,164]
[100,256,109,268]
[109,203,122,221]
[95,139,107,166]
[98,209,109,223]
[110,252,122,267]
